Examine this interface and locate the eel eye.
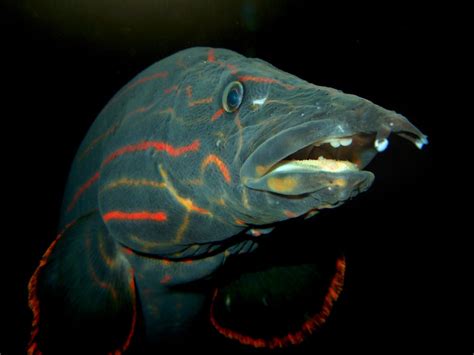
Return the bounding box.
[222,81,244,113]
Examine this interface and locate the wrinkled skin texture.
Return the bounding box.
[28,48,427,354]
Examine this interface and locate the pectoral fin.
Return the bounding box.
[28,211,137,354]
[210,255,345,348]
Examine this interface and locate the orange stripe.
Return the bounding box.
[189,97,213,107]
[238,75,278,84]
[67,172,100,212]
[70,141,199,215]
[103,210,167,222]
[201,154,231,183]
[103,139,200,165]
[211,108,225,121]
[158,165,212,216]
[209,255,346,349]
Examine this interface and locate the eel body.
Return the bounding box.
[28,47,427,354]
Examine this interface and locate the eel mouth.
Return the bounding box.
[240,111,428,196]
[270,133,379,175]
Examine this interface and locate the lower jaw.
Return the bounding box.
[243,164,374,196]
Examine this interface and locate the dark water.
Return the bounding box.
[0,1,455,354]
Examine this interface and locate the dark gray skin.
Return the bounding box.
[29,48,427,353]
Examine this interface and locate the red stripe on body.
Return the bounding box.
[238,76,278,84]
[188,97,213,107]
[207,48,216,62]
[226,63,238,74]
[67,172,100,212]
[211,108,225,121]
[103,211,167,222]
[68,140,200,212]
[103,139,200,165]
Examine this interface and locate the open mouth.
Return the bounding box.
[240,112,428,196]
[269,133,379,175]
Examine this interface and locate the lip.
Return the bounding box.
[240,106,428,195]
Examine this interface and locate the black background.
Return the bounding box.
[0,1,459,354]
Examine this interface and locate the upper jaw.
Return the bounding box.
[240,102,428,196]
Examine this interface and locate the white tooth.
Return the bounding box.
[339,138,352,146]
[415,136,429,149]
[330,140,341,148]
[415,139,424,149]
[374,138,389,152]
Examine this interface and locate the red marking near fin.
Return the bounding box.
[103,139,200,165]
[208,48,216,62]
[67,172,100,212]
[27,219,80,355]
[202,154,231,183]
[103,211,167,223]
[209,256,346,349]
[211,108,225,122]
